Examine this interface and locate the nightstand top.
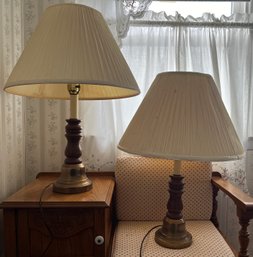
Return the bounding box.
[1,173,115,208]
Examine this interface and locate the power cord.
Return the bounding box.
[139,225,162,257]
[38,183,54,257]
[39,185,160,257]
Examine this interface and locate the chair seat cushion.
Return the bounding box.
[111,221,235,257]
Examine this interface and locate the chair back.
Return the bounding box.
[115,156,213,221]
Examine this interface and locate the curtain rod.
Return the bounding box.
[130,20,253,29]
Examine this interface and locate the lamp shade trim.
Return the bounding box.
[117,146,244,162]
[4,81,140,100]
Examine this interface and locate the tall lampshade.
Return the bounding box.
[118,72,243,248]
[4,4,140,194]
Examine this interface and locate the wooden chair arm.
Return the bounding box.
[211,172,253,257]
[212,173,253,212]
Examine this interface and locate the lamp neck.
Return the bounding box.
[173,160,181,175]
[68,84,80,119]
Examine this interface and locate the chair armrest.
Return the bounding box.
[212,172,253,212]
[211,172,253,257]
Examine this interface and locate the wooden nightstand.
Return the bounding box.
[1,172,115,257]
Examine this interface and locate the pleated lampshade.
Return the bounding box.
[4,4,139,99]
[118,72,244,161]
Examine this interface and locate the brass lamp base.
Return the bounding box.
[155,172,192,249]
[53,163,92,194]
[155,217,192,249]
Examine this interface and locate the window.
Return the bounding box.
[148,1,232,17]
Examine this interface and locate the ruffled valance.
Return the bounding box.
[130,11,253,28]
[116,0,253,38]
[116,0,152,38]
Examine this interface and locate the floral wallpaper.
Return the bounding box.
[0,0,26,254]
[0,0,25,199]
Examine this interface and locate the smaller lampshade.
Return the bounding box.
[118,72,244,162]
[119,72,244,249]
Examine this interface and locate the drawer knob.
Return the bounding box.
[95,235,104,245]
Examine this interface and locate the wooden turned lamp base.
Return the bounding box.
[155,174,192,249]
[53,118,92,194]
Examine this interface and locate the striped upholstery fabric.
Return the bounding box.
[111,156,235,257]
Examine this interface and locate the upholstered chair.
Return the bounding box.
[110,156,253,257]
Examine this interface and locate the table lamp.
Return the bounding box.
[4,4,140,194]
[118,72,244,249]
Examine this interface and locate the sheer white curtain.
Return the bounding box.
[232,1,253,13]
